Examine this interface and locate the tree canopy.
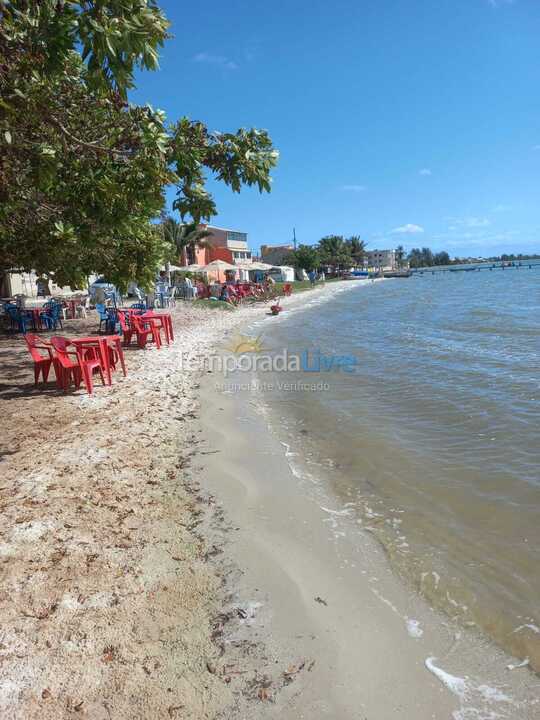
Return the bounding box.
[286,244,320,272]
[317,236,353,270]
[161,217,213,266]
[0,1,278,289]
[286,235,368,272]
[407,247,451,268]
[346,235,366,265]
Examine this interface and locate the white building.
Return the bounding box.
[0,270,78,298]
[366,249,396,270]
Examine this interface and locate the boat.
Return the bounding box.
[343,271,370,279]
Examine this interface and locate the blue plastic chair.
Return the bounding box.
[41,301,63,330]
[6,305,29,333]
[95,303,109,333]
[106,307,119,334]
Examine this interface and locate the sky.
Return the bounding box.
[132,0,540,257]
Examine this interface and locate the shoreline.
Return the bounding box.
[198,281,539,719]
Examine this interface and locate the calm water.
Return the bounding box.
[252,268,540,667]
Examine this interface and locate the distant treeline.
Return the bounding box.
[495,253,540,262]
[407,248,540,268]
[286,239,539,272]
[406,248,450,268]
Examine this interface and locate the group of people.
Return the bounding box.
[217,278,275,305]
[152,270,296,305]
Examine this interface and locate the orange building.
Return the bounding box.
[183,225,252,267]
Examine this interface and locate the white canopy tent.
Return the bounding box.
[172,264,202,272]
[250,262,273,271]
[231,261,273,281]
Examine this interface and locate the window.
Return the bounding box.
[227,231,247,245]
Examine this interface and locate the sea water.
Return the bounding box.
[247,267,540,669]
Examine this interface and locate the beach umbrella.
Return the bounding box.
[201,259,239,283]
[173,264,202,272]
[201,260,238,272]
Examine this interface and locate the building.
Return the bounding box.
[365,249,396,270]
[194,225,252,264]
[260,244,294,266]
[0,270,79,298]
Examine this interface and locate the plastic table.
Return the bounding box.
[71,335,126,385]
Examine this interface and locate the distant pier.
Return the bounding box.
[412,261,540,275]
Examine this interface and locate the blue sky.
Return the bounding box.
[132,0,540,257]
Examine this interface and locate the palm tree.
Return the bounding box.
[318,235,352,275]
[346,235,367,266]
[395,245,405,268]
[162,217,214,266]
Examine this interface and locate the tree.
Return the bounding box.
[0,1,278,289]
[318,235,352,273]
[407,247,452,268]
[407,248,423,268]
[433,251,450,266]
[395,245,405,268]
[346,236,366,266]
[287,244,320,272]
[162,218,213,265]
[421,247,434,267]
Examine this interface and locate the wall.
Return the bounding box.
[260,245,294,266]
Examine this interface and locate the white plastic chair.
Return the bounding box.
[76,296,89,318]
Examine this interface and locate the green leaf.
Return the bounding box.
[4,131,12,144]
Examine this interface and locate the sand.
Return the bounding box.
[0,286,352,718]
[196,281,539,720]
[1,283,538,719]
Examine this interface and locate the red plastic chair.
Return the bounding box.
[117,310,134,346]
[131,316,162,349]
[283,283,292,296]
[24,334,55,385]
[50,336,105,394]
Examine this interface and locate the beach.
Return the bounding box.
[198,277,539,719]
[1,281,538,719]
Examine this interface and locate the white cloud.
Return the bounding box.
[449,216,491,229]
[342,184,367,192]
[419,168,432,176]
[193,53,238,70]
[391,223,425,234]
